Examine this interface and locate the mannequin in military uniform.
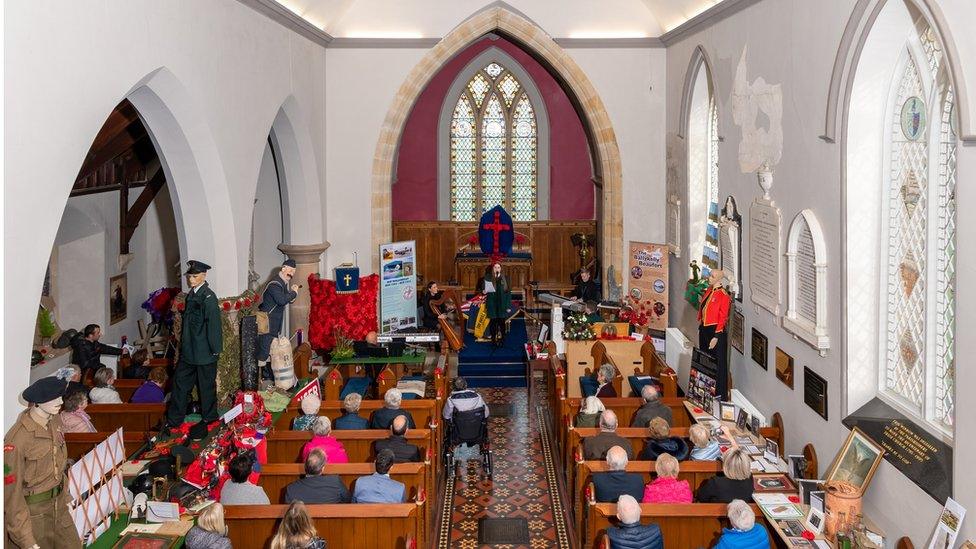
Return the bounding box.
[697,268,732,399]
[257,259,299,377]
[4,377,82,549]
[166,260,223,439]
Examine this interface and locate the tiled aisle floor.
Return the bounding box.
[438,382,571,549]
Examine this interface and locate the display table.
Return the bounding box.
[759,499,885,548]
[682,400,788,473]
[455,252,532,290]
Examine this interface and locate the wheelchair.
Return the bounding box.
[443,406,493,480]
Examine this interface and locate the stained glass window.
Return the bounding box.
[702,99,720,274]
[880,27,955,436]
[449,61,539,221]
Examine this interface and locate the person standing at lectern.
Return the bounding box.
[478,262,511,347]
[698,268,732,399]
[166,260,223,440]
[257,259,300,379]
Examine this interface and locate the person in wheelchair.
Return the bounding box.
[443,377,491,479]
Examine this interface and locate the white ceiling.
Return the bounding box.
[275,0,727,38]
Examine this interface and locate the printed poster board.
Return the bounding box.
[379,241,418,334]
[628,241,670,332]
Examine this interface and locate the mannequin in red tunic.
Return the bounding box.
[697,269,732,399]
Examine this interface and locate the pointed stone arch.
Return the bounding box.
[370,3,623,273]
[678,45,717,140]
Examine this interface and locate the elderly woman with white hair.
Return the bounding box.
[713,499,770,549]
[606,494,663,549]
[301,416,349,463]
[595,363,617,398]
[335,392,369,429]
[292,395,321,431]
[575,396,605,428]
[370,388,416,430]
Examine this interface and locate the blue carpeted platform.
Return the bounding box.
[458,319,528,387]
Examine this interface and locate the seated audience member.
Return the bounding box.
[575,396,605,428]
[270,501,327,549]
[642,453,692,503]
[57,365,88,399]
[373,415,421,463]
[583,410,633,461]
[607,494,664,549]
[443,377,488,419]
[630,385,672,427]
[60,391,95,433]
[220,454,270,505]
[70,323,123,374]
[124,348,152,379]
[89,366,122,403]
[689,424,721,461]
[334,393,369,430]
[595,363,617,398]
[292,395,321,431]
[713,499,771,549]
[130,367,168,403]
[370,388,415,430]
[285,448,349,504]
[352,449,406,503]
[696,448,754,503]
[592,446,643,503]
[640,417,689,461]
[301,416,349,463]
[185,502,232,549]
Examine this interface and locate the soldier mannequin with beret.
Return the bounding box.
[257,259,300,378]
[166,261,223,440]
[4,377,82,548]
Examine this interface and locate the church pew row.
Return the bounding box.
[557,396,694,457]
[544,341,677,406]
[321,364,447,419]
[274,398,438,432]
[65,431,150,461]
[86,403,166,432]
[585,503,771,549]
[223,503,423,549]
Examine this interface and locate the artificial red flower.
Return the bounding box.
[234,301,241,310]
[222,301,231,311]
[177,302,185,312]
[802,531,815,540]
[693,408,704,414]
[243,298,252,307]
[515,234,526,245]
[467,235,478,245]
[788,495,800,503]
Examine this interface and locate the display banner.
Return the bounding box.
[628,241,670,332]
[379,241,418,334]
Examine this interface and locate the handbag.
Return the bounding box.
[255,311,270,335]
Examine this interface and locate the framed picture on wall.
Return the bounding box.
[775,347,794,389]
[751,328,768,369]
[730,307,745,354]
[824,428,885,495]
[109,273,127,325]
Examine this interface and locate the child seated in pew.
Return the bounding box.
[60,391,96,433]
[89,366,122,403]
[696,448,754,504]
[607,494,663,549]
[185,502,232,549]
[689,424,722,461]
[639,417,689,461]
[270,501,327,549]
[712,499,770,549]
[221,454,271,505]
[575,396,605,428]
[301,417,349,463]
[352,449,406,503]
[130,367,168,403]
[641,453,692,503]
[334,393,368,429]
[292,395,321,431]
[285,448,350,504]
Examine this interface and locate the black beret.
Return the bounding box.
[282,259,297,268]
[184,260,212,275]
[23,377,67,404]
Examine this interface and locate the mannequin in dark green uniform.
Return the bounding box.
[166,260,223,439]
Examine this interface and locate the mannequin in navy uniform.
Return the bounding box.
[257,259,299,378]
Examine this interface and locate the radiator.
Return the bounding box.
[665,327,693,393]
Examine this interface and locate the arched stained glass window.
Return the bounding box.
[686,56,720,276]
[450,61,539,221]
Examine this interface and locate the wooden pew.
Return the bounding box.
[591,340,678,398]
[113,379,142,402]
[274,399,437,433]
[65,431,150,460]
[223,503,424,549]
[585,502,771,549]
[86,403,165,432]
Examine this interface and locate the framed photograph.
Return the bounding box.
[109,273,127,325]
[112,533,179,549]
[730,308,745,353]
[775,347,794,389]
[787,454,806,480]
[751,328,768,369]
[824,427,885,495]
[804,506,826,535]
[797,479,823,505]
[764,439,779,463]
[786,538,817,548]
[778,519,806,537]
[719,401,736,422]
[753,473,797,493]
[736,409,748,431]
[809,490,825,513]
[751,416,761,434]
[803,366,828,420]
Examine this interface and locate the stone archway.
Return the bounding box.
[370,5,623,274]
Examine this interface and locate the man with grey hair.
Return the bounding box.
[284,448,350,504]
[370,388,415,430]
[595,363,617,398]
[607,494,663,549]
[630,384,673,427]
[583,410,633,460]
[335,392,369,429]
[592,446,643,502]
[714,499,770,548]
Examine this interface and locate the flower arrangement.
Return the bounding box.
[563,311,595,341]
[618,295,652,328]
[142,287,181,327]
[331,328,355,360]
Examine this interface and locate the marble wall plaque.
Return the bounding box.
[749,199,782,315]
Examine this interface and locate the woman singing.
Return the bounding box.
[478,262,512,347]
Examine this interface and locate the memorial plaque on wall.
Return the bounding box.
[730,308,744,354]
[803,366,827,420]
[720,196,743,301]
[749,199,782,315]
[844,398,953,502]
[751,328,768,369]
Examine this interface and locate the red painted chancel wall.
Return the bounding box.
[392,37,594,221]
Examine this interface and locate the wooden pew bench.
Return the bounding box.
[86,403,166,432]
[274,399,437,432]
[65,431,149,461]
[557,396,693,458]
[585,502,771,549]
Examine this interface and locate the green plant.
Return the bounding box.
[332,328,355,360]
[562,311,595,341]
[37,308,57,339]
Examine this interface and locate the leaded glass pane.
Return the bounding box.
[702,98,721,273]
[511,94,537,221]
[481,94,507,213]
[450,96,476,221]
[468,72,490,109]
[935,82,956,428]
[499,73,520,107]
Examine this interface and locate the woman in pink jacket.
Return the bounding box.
[301,416,349,463]
[642,453,693,503]
[60,391,96,433]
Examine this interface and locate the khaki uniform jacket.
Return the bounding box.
[4,411,69,548]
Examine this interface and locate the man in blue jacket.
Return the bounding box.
[607,495,664,549]
[257,259,299,377]
[352,449,405,503]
